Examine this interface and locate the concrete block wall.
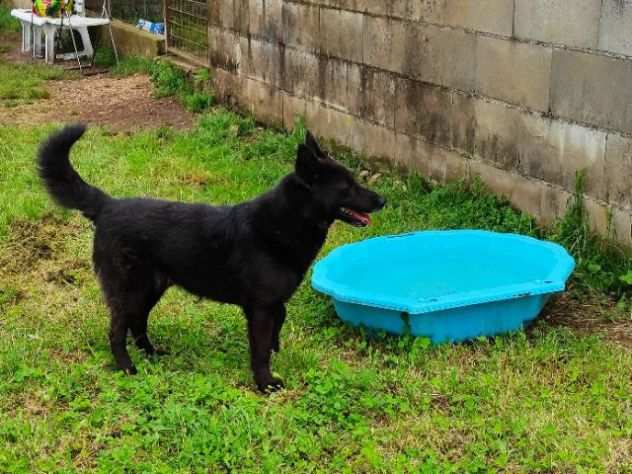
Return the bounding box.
[208,0,632,244]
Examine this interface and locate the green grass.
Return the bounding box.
[93,49,154,78]
[110,56,155,77]
[0,2,20,34]
[0,2,68,107]
[150,61,214,112]
[0,60,66,107]
[0,112,631,473]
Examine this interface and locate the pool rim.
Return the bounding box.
[311,230,576,315]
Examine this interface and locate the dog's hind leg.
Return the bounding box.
[271,305,286,353]
[97,253,166,373]
[245,304,284,392]
[130,316,164,356]
[99,279,141,374]
[104,282,164,373]
[129,273,170,356]
[108,308,136,374]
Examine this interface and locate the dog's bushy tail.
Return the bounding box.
[38,124,110,221]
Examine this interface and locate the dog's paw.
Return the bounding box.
[123,366,138,375]
[257,377,284,394]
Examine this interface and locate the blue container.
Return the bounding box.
[311,230,575,343]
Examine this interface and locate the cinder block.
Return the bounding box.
[241,77,284,127]
[212,68,243,105]
[476,36,552,112]
[239,37,282,87]
[390,1,423,20]
[210,0,234,29]
[394,78,418,137]
[359,68,396,128]
[395,78,476,154]
[474,99,607,200]
[331,0,411,19]
[320,8,364,63]
[350,0,513,35]
[348,120,398,159]
[209,0,220,27]
[363,16,395,71]
[605,133,632,209]
[208,27,240,72]
[318,57,358,112]
[286,93,398,161]
[369,122,399,159]
[599,1,632,57]
[318,58,395,128]
[365,18,477,91]
[405,23,477,92]
[551,49,632,134]
[470,161,544,218]
[421,0,514,36]
[430,146,470,184]
[324,0,358,10]
[396,76,607,200]
[282,92,308,130]
[282,2,320,50]
[249,0,263,36]
[612,206,632,246]
[395,133,471,183]
[583,198,612,238]
[308,103,365,152]
[546,121,606,200]
[233,0,250,35]
[362,0,392,17]
[393,132,421,171]
[540,185,571,225]
[249,0,282,42]
[515,0,601,49]
[282,48,320,98]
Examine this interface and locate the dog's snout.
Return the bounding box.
[375,195,386,210]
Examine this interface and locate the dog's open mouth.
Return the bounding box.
[338,207,371,227]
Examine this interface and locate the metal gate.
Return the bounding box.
[165,0,208,64]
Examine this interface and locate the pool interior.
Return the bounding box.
[322,233,565,302]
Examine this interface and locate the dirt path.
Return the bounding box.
[2,74,194,132]
[1,36,193,132]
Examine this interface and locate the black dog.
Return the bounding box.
[38,125,385,391]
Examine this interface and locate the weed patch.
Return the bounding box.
[151,61,214,112]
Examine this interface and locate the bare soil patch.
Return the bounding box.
[542,291,632,348]
[1,35,193,131]
[1,73,194,131]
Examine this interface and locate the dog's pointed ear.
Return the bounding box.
[305,130,326,159]
[296,144,321,184]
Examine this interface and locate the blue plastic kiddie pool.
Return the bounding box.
[311,230,575,343]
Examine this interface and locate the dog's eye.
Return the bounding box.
[337,180,352,191]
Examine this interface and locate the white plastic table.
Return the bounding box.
[11,9,110,63]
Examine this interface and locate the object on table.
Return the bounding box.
[137,19,165,35]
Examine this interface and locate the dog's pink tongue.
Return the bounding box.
[350,210,371,226]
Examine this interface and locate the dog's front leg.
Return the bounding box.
[271,304,286,353]
[245,305,284,392]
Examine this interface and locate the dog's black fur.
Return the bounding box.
[38,125,385,391]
